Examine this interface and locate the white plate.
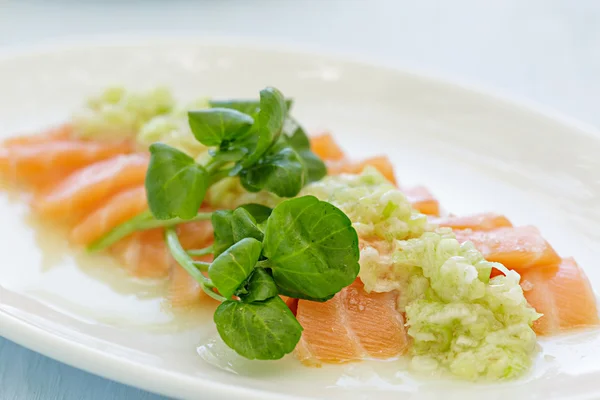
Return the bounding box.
[1,37,599,400]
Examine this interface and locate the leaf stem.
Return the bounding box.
[205,158,227,175]
[165,228,210,284]
[208,168,233,185]
[193,261,211,271]
[164,228,226,303]
[256,259,272,269]
[201,284,226,302]
[88,210,213,252]
[187,245,214,257]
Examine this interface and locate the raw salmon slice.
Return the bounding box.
[432,212,512,231]
[295,280,409,365]
[70,186,148,246]
[167,220,215,306]
[34,153,148,221]
[280,295,299,315]
[310,133,345,161]
[1,124,73,147]
[0,139,131,188]
[110,228,171,278]
[108,218,213,282]
[309,133,397,184]
[177,218,215,251]
[521,258,599,335]
[403,186,440,216]
[168,263,216,307]
[327,156,397,185]
[454,226,561,272]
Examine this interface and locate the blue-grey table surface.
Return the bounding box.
[1,0,599,399]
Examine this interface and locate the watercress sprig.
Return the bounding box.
[89,87,360,361]
[147,87,326,221]
[89,87,325,252]
[166,196,360,360]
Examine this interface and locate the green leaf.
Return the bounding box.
[237,268,279,303]
[238,204,272,224]
[209,100,260,115]
[209,237,262,299]
[211,205,272,257]
[241,87,287,167]
[285,120,310,148]
[210,148,248,163]
[297,148,327,183]
[188,108,254,147]
[239,140,305,198]
[286,120,327,183]
[146,143,209,220]
[214,297,302,360]
[211,210,235,257]
[209,99,293,116]
[262,196,360,300]
[285,99,294,112]
[231,207,264,243]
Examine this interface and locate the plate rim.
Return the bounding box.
[1,32,598,141]
[0,308,301,400]
[1,34,599,400]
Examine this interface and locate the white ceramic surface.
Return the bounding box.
[0,38,599,400]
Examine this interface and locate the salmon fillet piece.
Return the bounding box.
[310,133,398,184]
[167,220,215,306]
[432,212,512,231]
[177,219,214,250]
[403,186,440,216]
[327,156,397,185]
[280,295,299,315]
[109,228,171,278]
[0,139,131,188]
[454,226,561,272]
[295,280,409,365]
[521,258,599,335]
[310,133,345,161]
[168,263,219,307]
[34,153,148,221]
[1,124,73,147]
[70,186,148,246]
[108,219,214,282]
